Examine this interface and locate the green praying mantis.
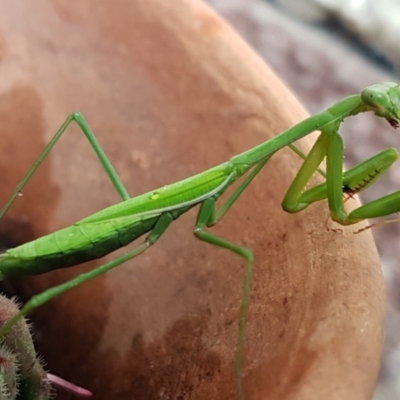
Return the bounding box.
[1,82,400,400]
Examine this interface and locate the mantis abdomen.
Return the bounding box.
[0,215,160,278]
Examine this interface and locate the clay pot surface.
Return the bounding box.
[0,1,384,399]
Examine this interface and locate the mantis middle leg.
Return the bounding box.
[192,158,271,400]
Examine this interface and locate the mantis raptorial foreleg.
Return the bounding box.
[299,148,397,205]
[288,143,327,178]
[283,126,400,225]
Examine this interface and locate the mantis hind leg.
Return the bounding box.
[194,198,254,400]
[0,212,174,338]
[0,112,130,221]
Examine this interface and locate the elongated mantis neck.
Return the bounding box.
[231,95,365,166]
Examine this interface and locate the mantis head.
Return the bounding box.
[361,82,400,128]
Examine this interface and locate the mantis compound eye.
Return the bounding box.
[361,87,390,114]
[361,83,400,127]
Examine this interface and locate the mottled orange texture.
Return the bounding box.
[0,0,384,399]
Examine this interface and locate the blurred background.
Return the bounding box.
[208,0,400,398]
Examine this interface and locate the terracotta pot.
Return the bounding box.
[0,0,384,399]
